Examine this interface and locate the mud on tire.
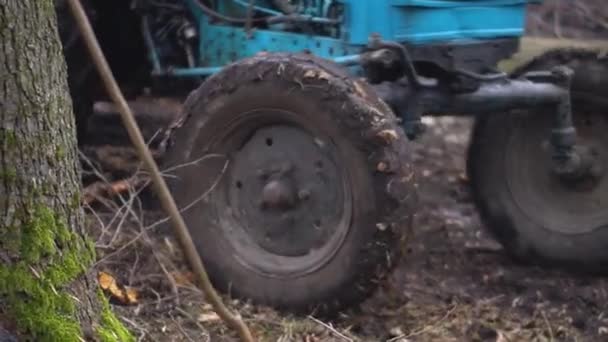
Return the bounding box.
[162,53,416,314]
[468,48,608,271]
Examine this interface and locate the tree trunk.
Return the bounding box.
[0,1,132,341]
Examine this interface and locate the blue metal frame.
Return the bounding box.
[340,0,531,45]
[149,0,536,78]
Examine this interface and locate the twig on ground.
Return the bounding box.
[93,226,148,267]
[120,316,148,342]
[170,314,196,342]
[80,149,148,247]
[541,310,555,342]
[153,250,180,304]
[308,316,353,342]
[128,249,140,285]
[387,304,458,341]
[175,306,211,337]
[84,201,108,242]
[91,158,228,267]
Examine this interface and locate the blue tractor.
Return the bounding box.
[55,0,608,314]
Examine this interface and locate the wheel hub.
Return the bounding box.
[226,122,349,259]
[506,110,608,235]
[260,178,297,211]
[554,145,604,191]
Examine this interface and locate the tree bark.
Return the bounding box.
[0,1,131,341]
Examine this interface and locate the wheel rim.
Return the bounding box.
[209,109,353,278]
[505,110,608,235]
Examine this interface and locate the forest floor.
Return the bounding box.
[86,116,608,342]
[82,4,608,341]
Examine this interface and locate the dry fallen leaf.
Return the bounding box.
[198,312,221,323]
[125,287,139,304]
[98,271,139,306]
[170,271,195,286]
[98,271,116,290]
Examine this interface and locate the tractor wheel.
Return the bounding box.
[162,53,416,314]
[467,49,608,270]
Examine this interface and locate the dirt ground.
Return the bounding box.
[87,116,608,342]
[354,117,608,342]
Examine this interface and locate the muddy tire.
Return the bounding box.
[162,53,416,314]
[468,49,608,270]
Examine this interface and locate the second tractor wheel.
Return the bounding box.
[468,49,608,270]
[162,53,416,314]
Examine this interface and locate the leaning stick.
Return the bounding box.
[64,1,255,341]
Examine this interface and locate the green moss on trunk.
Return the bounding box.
[0,205,134,342]
[0,206,91,342]
[97,291,136,342]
